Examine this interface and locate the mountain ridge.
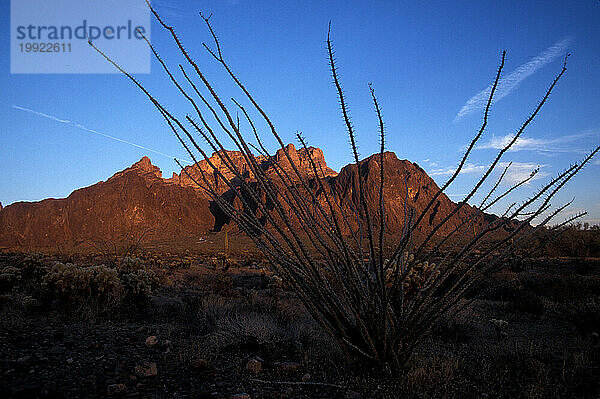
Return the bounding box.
[0,145,494,251]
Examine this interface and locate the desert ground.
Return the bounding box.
[1,229,599,399]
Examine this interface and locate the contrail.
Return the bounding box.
[11,104,192,164]
[455,36,573,122]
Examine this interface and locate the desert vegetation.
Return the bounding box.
[1,2,599,399]
[1,246,599,397]
[88,1,599,373]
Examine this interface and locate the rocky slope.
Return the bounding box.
[0,157,213,249]
[0,145,494,250]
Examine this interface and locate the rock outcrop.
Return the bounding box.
[0,146,501,250]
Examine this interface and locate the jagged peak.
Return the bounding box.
[128,156,162,179]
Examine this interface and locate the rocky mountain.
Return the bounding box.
[0,157,213,249]
[0,145,494,251]
[169,144,336,194]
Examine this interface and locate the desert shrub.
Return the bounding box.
[18,252,49,292]
[202,271,235,297]
[575,259,598,275]
[119,269,159,301]
[91,3,598,372]
[476,278,545,316]
[119,256,146,271]
[233,272,270,290]
[402,354,460,395]
[42,262,123,306]
[387,253,440,301]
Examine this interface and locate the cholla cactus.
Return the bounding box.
[22,252,45,267]
[385,253,440,301]
[403,261,440,300]
[490,318,508,330]
[267,274,283,290]
[119,269,158,299]
[42,262,123,301]
[43,262,94,294]
[90,265,122,295]
[120,256,146,271]
[20,253,48,283]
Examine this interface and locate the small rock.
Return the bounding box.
[301,373,311,382]
[134,361,157,378]
[66,358,74,364]
[16,356,32,367]
[22,296,43,310]
[107,383,126,396]
[245,358,262,374]
[345,390,362,399]
[145,336,159,347]
[274,361,302,373]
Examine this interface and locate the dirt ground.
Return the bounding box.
[1,251,599,398]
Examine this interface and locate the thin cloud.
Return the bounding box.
[428,162,486,176]
[501,162,548,185]
[427,161,546,185]
[11,104,192,164]
[152,0,189,19]
[12,105,71,124]
[422,158,439,167]
[454,36,573,121]
[476,132,593,154]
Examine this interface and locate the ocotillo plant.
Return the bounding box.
[90,2,598,372]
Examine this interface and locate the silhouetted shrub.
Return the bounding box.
[89,2,598,371]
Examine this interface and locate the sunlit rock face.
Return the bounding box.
[0,146,502,250]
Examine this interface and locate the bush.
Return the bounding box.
[42,262,123,305]
[119,268,159,301]
[119,256,146,271]
[203,271,235,296]
[19,252,49,292]
[90,3,597,371]
[40,260,159,312]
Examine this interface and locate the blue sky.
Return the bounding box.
[1,0,599,224]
